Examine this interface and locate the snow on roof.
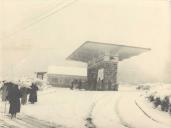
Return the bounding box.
[47,66,87,76]
[67,41,150,62]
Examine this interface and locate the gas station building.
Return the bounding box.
[67,41,150,91]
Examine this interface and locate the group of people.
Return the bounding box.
[0,81,39,119]
[70,79,82,90]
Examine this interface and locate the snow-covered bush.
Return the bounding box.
[145,84,171,115]
[136,84,150,90]
[153,97,161,108]
[18,78,51,91]
[33,78,51,90]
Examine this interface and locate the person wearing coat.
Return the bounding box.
[29,83,38,104]
[70,80,74,90]
[7,83,21,119]
[0,82,8,101]
[78,79,82,90]
[20,86,30,105]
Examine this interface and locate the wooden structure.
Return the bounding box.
[35,72,47,80]
[47,74,86,88]
[47,66,86,88]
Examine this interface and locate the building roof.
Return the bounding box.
[47,66,87,76]
[67,41,151,62]
[35,72,47,74]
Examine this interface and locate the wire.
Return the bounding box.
[0,0,78,40]
[7,0,69,35]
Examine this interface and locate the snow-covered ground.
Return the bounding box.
[0,85,170,128]
[137,83,171,99]
[137,83,171,115]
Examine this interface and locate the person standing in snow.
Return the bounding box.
[74,79,78,89]
[0,81,8,101]
[29,82,39,104]
[70,80,74,90]
[7,82,21,119]
[101,80,104,91]
[169,103,171,114]
[71,79,78,90]
[20,85,30,105]
[85,117,96,128]
[0,81,13,101]
[78,79,82,90]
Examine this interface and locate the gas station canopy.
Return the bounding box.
[67,41,151,62]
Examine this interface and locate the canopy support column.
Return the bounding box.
[87,56,118,91]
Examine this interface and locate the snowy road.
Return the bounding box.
[1,87,170,128]
[0,114,63,128]
[86,91,170,128]
[116,92,170,128]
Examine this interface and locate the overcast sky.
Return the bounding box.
[0,0,170,82]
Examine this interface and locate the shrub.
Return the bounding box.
[161,96,170,112]
[154,97,161,108]
[148,95,154,102]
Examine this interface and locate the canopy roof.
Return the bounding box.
[67,41,151,62]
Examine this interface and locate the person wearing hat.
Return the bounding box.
[7,82,21,119]
[20,83,30,105]
[28,82,39,104]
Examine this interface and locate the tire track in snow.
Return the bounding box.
[17,114,64,128]
[115,95,168,128]
[134,100,159,123]
[134,100,171,128]
[85,93,127,128]
[0,118,21,128]
[85,94,108,128]
[115,96,136,128]
[10,117,35,128]
[39,90,57,96]
[0,124,18,128]
[0,122,17,128]
[4,114,66,128]
[93,94,125,128]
